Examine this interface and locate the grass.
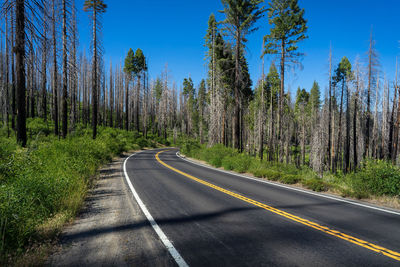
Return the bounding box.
[0,118,159,262]
[179,141,400,200]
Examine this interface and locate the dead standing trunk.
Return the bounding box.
[15,0,27,146]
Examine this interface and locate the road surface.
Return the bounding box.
[124,148,400,266]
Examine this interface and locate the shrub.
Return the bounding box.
[264,170,282,181]
[222,156,235,170]
[303,178,329,192]
[349,159,400,197]
[232,154,252,173]
[26,118,51,137]
[136,137,149,148]
[280,174,300,184]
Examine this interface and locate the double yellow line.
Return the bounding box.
[155,150,400,262]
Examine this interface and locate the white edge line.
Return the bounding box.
[176,151,400,216]
[123,150,189,267]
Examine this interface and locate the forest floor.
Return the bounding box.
[181,154,400,212]
[36,150,174,266]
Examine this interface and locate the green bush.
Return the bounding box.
[264,170,282,181]
[303,178,329,192]
[280,174,300,184]
[348,159,400,197]
[232,154,252,173]
[26,118,51,137]
[222,156,235,170]
[136,137,149,148]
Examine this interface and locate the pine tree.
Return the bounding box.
[264,0,308,161]
[220,0,264,150]
[123,48,135,131]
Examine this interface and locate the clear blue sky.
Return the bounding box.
[77,0,400,95]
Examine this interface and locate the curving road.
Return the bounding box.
[124,148,400,266]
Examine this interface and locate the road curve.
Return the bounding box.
[125,148,400,266]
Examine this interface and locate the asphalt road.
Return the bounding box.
[125,148,400,266]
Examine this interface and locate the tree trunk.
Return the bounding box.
[92,8,98,139]
[15,0,27,146]
[233,28,240,150]
[52,0,58,136]
[279,39,286,162]
[61,0,68,138]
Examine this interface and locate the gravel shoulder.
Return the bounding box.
[47,151,176,267]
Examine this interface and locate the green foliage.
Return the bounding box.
[308,81,321,111]
[333,56,353,85]
[26,118,51,137]
[136,137,149,148]
[349,160,400,197]
[83,0,107,13]
[124,48,136,76]
[0,127,156,256]
[264,0,308,56]
[280,174,300,184]
[303,178,329,192]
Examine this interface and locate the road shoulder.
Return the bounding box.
[47,151,175,266]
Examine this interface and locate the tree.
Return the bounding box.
[264,0,308,161]
[61,0,68,138]
[198,79,207,143]
[295,87,309,165]
[123,48,135,131]
[205,13,218,145]
[333,56,352,172]
[51,0,58,135]
[84,0,107,139]
[365,30,379,157]
[265,62,280,161]
[15,0,27,146]
[182,77,195,136]
[134,48,146,132]
[220,0,264,150]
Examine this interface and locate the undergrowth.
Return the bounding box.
[0,118,159,261]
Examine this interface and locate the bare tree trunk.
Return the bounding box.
[328,47,333,170]
[125,75,129,131]
[393,59,399,163]
[41,7,47,121]
[259,40,265,160]
[5,10,10,137]
[61,0,68,138]
[136,74,140,132]
[233,29,241,150]
[92,7,98,139]
[344,79,350,173]
[15,0,27,146]
[52,0,58,136]
[279,40,285,162]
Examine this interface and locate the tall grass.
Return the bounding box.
[0,119,156,258]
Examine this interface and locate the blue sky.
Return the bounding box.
[77,0,400,95]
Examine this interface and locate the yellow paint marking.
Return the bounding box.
[155,150,400,262]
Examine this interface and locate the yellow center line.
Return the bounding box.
[155,150,400,262]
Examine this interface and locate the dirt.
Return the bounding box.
[47,151,175,267]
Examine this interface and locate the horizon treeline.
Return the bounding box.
[0,0,399,176]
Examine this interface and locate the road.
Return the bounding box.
[124,148,400,266]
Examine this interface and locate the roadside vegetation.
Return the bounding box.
[180,141,400,201]
[0,118,160,261]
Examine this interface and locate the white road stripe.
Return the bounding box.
[124,151,189,267]
[176,151,400,216]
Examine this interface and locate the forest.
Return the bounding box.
[0,0,399,261]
